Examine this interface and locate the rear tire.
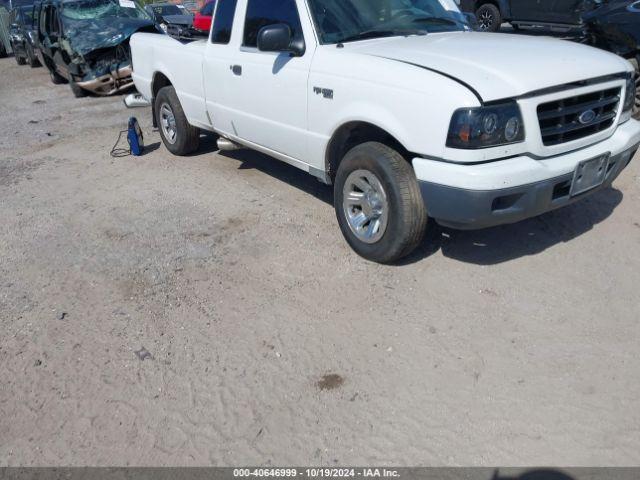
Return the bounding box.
[476,4,502,32]
[15,53,26,65]
[155,85,200,155]
[334,142,427,263]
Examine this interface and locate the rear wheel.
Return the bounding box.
[15,52,26,65]
[476,4,502,32]
[155,85,200,155]
[334,142,427,263]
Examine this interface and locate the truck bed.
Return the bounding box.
[131,32,210,129]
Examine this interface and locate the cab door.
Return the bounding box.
[40,4,67,77]
[204,0,313,164]
[550,0,584,25]
[203,0,241,138]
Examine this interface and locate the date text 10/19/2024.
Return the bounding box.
[233,468,400,478]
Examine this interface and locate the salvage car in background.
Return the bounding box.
[583,1,640,115]
[9,4,40,66]
[35,0,155,97]
[192,0,213,32]
[0,5,12,57]
[459,0,588,32]
[459,0,640,117]
[144,2,192,31]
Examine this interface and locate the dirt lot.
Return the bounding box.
[1,57,640,467]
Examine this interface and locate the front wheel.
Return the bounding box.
[49,67,67,85]
[155,85,200,155]
[69,78,88,97]
[15,51,26,65]
[631,58,640,120]
[476,4,502,32]
[26,44,40,68]
[334,142,427,263]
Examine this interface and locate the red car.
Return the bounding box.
[193,1,215,32]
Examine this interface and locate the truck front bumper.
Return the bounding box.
[413,120,640,230]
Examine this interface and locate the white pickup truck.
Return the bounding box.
[130,0,640,263]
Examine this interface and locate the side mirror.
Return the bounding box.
[257,23,305,56]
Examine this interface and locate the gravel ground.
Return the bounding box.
[1,57,640,467]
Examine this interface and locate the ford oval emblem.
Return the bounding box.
[578,109,597,125]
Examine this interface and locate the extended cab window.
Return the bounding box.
[242,0,303,48]
[211,0,237,44]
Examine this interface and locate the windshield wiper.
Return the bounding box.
[337,29,427,43]
[411,16,463,26]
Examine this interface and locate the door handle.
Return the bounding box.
[230,64,242,76]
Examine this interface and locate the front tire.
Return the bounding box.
[49,67,67,85]
[476,4,502,32]
[334,142,427,263]
[155,85,200,155]
[69,78,88,97]
[631,57,640,120]
[26,44,40,68]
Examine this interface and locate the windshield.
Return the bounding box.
[61,0,151,20]
[307,0,469,44]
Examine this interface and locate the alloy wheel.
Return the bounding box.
[478,10,494,30]
[160,103,178,144]
[342,169,389,244]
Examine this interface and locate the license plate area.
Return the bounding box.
[570,153,610,197]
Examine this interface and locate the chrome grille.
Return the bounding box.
[537,87,621,146]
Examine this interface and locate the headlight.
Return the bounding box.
[446,102,525,149]
[621,72,635,123]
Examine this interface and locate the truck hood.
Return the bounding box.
[63,17,156,56]
[351,32,631,101]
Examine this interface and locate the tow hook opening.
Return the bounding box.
[552,180,572,200]
[491,193,523,212]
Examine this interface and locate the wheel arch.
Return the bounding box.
[151,71,174,99]
[324,121,412,182]
[475,0,510,17]
[150,71,176,128]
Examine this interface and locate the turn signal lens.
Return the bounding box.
[621,72,635,123]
